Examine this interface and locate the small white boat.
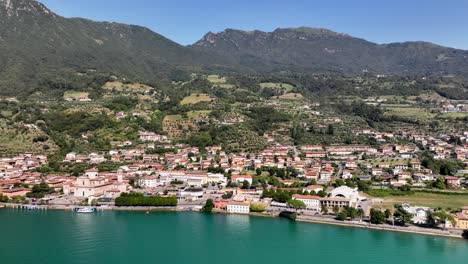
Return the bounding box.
[75,207,95,213]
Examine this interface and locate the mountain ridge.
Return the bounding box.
[192,27,468,75]
[0,0,235,95]
[1,0,468,96]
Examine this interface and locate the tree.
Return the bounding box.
[250,203,266,212]
[356,208,365,219]
[393,204,412,226]
[370,209,385,224]
[336,211,347,221]
[287,199,306,212]
[357,180,370,192]
[432,178,446,189]
[26,182,52,199]
[333,206,340,215]
[425,211,437,228]
[256,168,262,176]
[222,191,233,199]
[129,179,135,187]
[201,199,214,213]
[188,132,213,149]
[241,180,250,189]
[0,194,8,203]
[317,190,327,197]
[344,206,357,220]
[321,205,329,215]
[432,211,456,227]
[327,124,335,135]
[462,230,468,239]
[384,209,392,219]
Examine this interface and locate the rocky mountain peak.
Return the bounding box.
[0,0,55,18]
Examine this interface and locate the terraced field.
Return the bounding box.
[0,119,58,156]
[180,93,213,105]
[102,81,153,93]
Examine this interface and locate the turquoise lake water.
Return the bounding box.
[0,209,467,264]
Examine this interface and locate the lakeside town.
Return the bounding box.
[1,128,468,238]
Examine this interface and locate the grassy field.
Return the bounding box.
[102,81,153,93]
[63,91,89,99]
[260,82,294,91]
[207,75,227,83]
[277,93,304,100]
[180,93,213,105]
[408,92,447,101]
[437,112,468,119]
[371,192,468,210]
[187,110,211,118]
[384,106,435,120]
[163,114,182,122]
[218,84,236,89]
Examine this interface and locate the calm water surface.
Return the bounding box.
[0,209,467,264]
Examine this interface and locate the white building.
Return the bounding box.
[292,194,321,211]
[139,175,159,188]
[329,186,363,204]
[207,173,227,186]
[158,171,208,187]
[227,201,250,214]
[402,203,431,224]
[178,188,204,201]
[139,132,168,142]
[231,175,252,185]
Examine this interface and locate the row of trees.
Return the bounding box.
[26,183,53,199]
[115,192,177,207]
[335,206,365,221]
[0,194,9,202]
[370,204,413,225]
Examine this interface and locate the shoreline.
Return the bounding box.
[1,203,464,239]
[294,216,464,239]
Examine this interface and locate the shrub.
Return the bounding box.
[115,192,177,207]
[250,203,266,212]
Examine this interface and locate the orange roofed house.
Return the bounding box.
[454,207,468,229]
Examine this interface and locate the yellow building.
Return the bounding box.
[454,206,468,229]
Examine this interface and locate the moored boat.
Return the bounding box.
[75,207,96,213]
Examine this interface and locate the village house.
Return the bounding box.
[454,206,468,229]
[231,175,253,185]
[226,201,250,214]
[139,132,168,142]
[139,175,159,188]
[444,176,461,187]
[302,168,319,180]
[292,194,321,211]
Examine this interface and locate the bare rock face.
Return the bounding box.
[0,0,55,18]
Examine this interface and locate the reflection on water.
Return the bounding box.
[225,213,251,228]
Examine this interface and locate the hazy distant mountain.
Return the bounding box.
[192,27,468,76]
[0,0,230,95]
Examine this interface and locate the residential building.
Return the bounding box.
[226,201,250,214]
[454,206,468,229]
[292,194,320,211]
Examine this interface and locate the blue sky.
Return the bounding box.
[40,0,468,49]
